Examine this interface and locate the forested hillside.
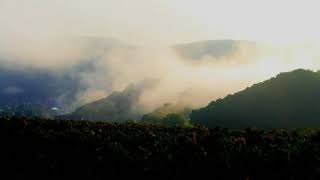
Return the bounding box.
[191,69,320,128]
[60,84,145,122]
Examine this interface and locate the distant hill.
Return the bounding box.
[174,40,255,60]
[190,69,320,128]
[59,84,147,122]
[0,67,82,116]
[0,103,60,118]
[0,37,125,117]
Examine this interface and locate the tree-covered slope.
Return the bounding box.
[141,103,192,126]
[191,69,320,128]
[60,84,146,122]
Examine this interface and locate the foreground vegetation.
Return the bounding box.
[0,117,319,179]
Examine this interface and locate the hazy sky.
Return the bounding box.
[1,0,319,45]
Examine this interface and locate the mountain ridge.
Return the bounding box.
[190,69,320,128]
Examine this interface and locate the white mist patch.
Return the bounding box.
[76,43,272,112]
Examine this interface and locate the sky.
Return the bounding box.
[1,0,320,45]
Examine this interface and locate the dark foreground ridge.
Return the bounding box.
[0,117,319,179]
